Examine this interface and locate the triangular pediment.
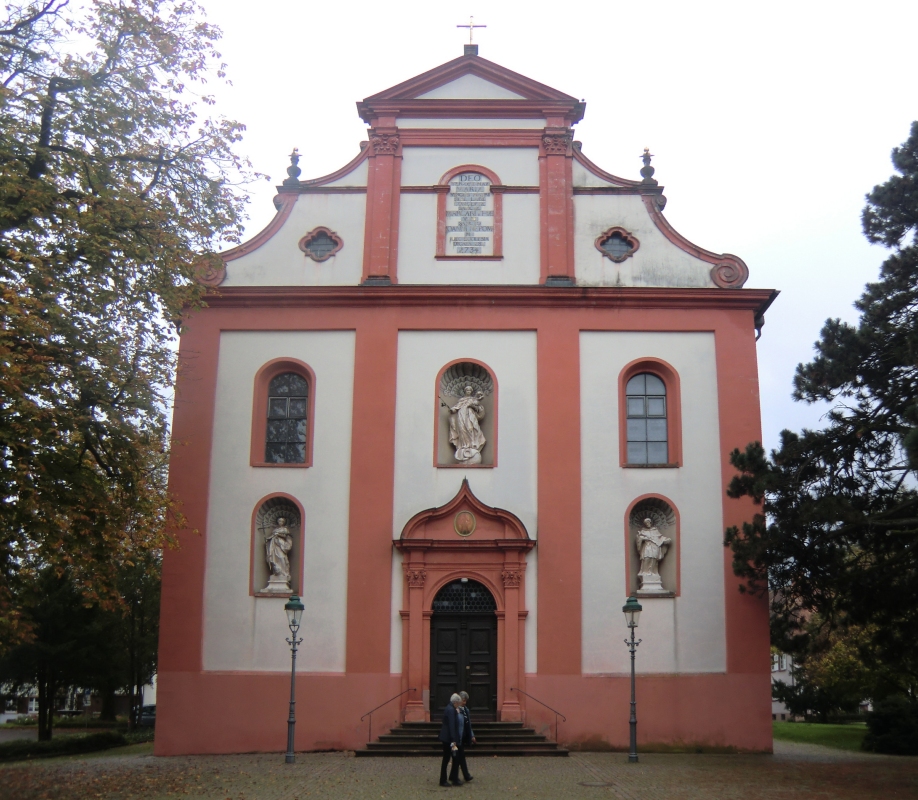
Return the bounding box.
[358,54,584,125]
[415,73,526,100]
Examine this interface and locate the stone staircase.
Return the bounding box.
[355,720,568,757]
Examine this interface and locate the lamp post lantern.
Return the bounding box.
[284,595,304,764]
[622,595,642,763]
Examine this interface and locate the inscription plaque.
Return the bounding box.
[445,172,494,256]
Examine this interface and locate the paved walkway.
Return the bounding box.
[2,741,916,799]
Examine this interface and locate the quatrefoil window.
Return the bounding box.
[595,227,639,263]
[298,227,343,262]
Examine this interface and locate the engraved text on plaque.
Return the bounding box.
[445,172,495,256]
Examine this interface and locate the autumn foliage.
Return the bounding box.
[0,1,254,650]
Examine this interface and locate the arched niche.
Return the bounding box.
[250,494,303,597]
[436,360,497,467]
[626,495,679,597]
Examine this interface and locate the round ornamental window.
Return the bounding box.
[601,232,632,259]
[432,580,496,613]
[298,227,343,262]
[595,227,640,263]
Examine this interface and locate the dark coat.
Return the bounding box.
[460,705,474,744]
[438,702,461,745]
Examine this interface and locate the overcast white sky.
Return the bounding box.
[202,0,916,453]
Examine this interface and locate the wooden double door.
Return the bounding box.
[430,613,497,721]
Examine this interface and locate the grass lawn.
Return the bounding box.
[773,721,867,751]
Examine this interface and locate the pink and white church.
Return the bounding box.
[155,46,777,755]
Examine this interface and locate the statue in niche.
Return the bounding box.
[441,385,487,464]
[261,517,294,594]
[439,363,494,466]
[635,517,672,594]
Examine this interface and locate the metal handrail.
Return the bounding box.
[510,687,566,743]
[360,687,416,744]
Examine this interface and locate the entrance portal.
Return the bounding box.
[430,580,497,720]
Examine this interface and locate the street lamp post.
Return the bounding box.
[622,595,643,764]
[284,595,304,764]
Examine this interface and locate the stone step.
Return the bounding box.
[355,747,569,757]
[354,721,568,758]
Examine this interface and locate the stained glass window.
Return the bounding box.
[626,373,667,465]
[265,372,308,464]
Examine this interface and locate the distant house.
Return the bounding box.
[771,652,795,720]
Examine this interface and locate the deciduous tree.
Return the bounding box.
[0,0,254,648]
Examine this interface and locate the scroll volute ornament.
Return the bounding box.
[710,259,749,288]
[194,253,227,287]
[595,226,640,263]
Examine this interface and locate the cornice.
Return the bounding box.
[204,285,778,315]
[361,99,582,123]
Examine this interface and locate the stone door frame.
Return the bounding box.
[395,479,534,722]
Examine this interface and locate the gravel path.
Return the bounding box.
[2,741,916,800]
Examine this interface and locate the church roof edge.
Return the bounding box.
[358,53,584,124]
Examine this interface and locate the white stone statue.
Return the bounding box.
[261,517,293,594]
[441,385,486,464]
[635,517,672,594]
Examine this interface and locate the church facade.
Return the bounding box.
[155,48,777,755]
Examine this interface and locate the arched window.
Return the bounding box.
[250,359,315,468]
[432,580,497,613]
[625,373,668,465]
[265,373,309,463]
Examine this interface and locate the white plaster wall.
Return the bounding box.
[416,74,526,100]
[397,118,546,129]
[580,332,726,675]
[573,195,717,288]
[397,193,540,284]
[321,157,368,186]
[392,331,539,669]
[400,147,539,187]
[203,331,355,672]
[222,194,365,287]
[390,548,403,674]
[572,159,620,187]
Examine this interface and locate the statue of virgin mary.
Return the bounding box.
[444,384,486,464]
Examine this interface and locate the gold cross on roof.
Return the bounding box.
[457,16,486,44]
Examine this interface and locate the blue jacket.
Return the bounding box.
[438,702,461,745]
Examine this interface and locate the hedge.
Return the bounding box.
[0,730,128,762]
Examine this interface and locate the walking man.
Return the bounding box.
[457,691,476,782]
[438,694,463,787]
